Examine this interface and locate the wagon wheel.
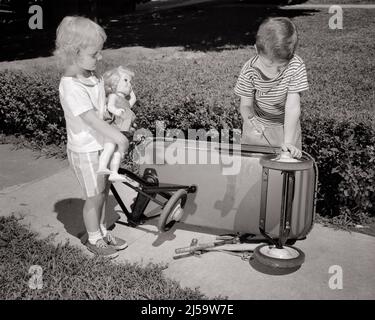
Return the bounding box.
[158,189,187,232]
[252,244,305,269]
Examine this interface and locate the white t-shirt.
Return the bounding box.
[59,74,106,153]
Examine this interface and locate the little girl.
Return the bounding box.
[54,16,128,258]
[235,17,309,158]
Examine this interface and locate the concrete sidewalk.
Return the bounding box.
[0,145,374,299]
[1,0,374,300]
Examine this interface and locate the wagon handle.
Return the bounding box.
[175,238,238,254]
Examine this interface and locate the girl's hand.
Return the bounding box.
[281,143,302,159]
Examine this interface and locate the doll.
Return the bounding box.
[97,66,137,182]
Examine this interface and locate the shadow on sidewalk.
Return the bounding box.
[0,0,317,61]
[54,195,120,244]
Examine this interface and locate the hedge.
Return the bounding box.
[0,67,374,225]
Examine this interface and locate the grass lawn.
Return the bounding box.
[0,216,220,300]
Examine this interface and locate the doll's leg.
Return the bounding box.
[97,141,115,175]
[108,149,128,182]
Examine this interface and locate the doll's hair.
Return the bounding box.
[255,17,298,62]
[103,66,135,94]
[54,16,107,68]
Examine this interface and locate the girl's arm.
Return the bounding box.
[239,96,255,121]
[283,92,302,158]
[80,110,128,155]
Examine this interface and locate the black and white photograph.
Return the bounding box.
[0,0,374,306]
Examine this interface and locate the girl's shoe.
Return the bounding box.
[103,232,128,250]
[85,239,119,258]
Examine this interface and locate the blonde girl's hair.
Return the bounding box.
[255,17,298,62]
[54,16,107,68]
[103,66,135,94]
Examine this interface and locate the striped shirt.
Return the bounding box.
[234,54,309,126]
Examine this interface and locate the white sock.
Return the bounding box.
[100,224,107,237]
[88,230,102,245]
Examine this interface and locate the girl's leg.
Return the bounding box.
[83,191,119,257]
[83,191,106,235]
[67,149,117,257]
[98,177,128,250]
[98,141,116,174]
[99,178,111,235]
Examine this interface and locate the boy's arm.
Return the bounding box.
[283,92,302,158]
[80,110,128,156]
[239,96,255,121]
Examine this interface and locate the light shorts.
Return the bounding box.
[241,119,302,149]
[67,149,108,199]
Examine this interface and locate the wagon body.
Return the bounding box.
[120,138,317,240]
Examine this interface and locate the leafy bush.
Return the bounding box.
[0,56,374,225]
[303,114,375,224]
[0,69,66,149]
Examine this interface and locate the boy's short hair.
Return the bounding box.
[255,17,298,62]
[54,16,107,68]
[103,66,135,94]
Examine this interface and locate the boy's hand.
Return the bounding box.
[249,116,264,135]
[281,143,302,159]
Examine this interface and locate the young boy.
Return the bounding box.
[235,17,309,158]
[55,16,130,258]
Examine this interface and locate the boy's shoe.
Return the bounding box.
[85,239,119,258]
[103,232,128,251]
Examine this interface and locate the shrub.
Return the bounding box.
[0,63,373,225]
[0,69,66,149]
[302,114,375,224]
